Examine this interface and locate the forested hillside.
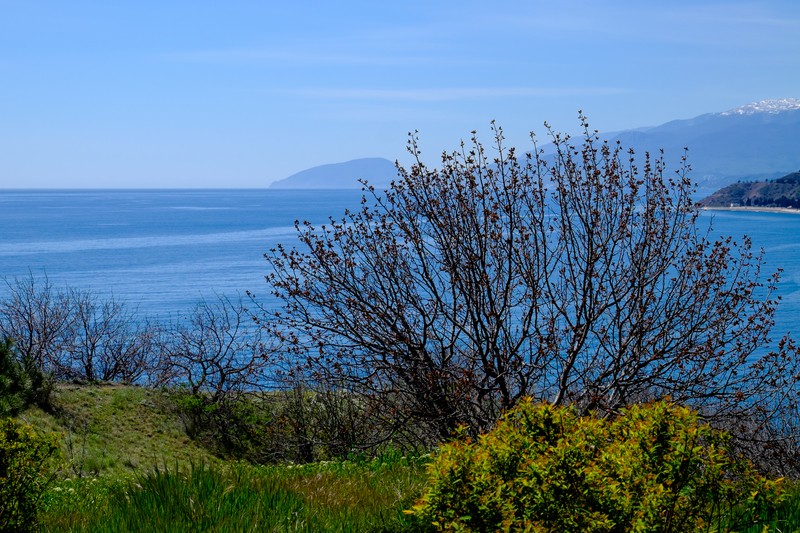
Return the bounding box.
[701,171,800,207]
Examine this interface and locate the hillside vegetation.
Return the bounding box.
[16,383,219,478]
[701,171,800,207]
[10,386,800,532]
[14,384,428,532]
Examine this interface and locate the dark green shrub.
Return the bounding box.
[0,417,60,532]
[273,384,381,463]
[412,400,784,532]
[169,385,283,463]
[170,382,385,465]
[0,338,27,416]
[0,337,53,417]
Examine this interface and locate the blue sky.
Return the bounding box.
[1,1,798,188]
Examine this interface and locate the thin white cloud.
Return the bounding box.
[721,16,800,28]
[493,2,800,46]
[291,87,629,102]
[161,47,441,67]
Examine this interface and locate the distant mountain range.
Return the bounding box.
[606,98,800,192]
[270,99,800,190]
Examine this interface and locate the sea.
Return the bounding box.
[1,189,799,338]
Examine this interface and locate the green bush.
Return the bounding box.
[0,337,53,417]
[169,384,381,465]
[0,417,60,532]
[412,400,784,532]
[0,338,27,416]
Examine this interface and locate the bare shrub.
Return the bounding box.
[0,275,158,384]
[0,275,75,377]
[69,292,158,383]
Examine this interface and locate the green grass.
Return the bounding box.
[735,483,800,533]
[17,385,429,531]
[39,455,430,532]
[17,383,220,478]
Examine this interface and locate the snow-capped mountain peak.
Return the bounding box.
[720,98,800,116]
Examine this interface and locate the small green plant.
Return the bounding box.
[411,400,784,532]
[0,417,60,532]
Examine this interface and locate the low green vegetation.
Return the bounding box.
[0,417,60,532]
[17,384,219,478]
[10,383,428,531]
[1,386,800,531]
[39,455,428,532]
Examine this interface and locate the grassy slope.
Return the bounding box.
[18,383,219,478]
[17,384,429,532]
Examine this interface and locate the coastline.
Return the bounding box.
[701,206,800,215]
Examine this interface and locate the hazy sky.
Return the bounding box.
[1,1,799,188]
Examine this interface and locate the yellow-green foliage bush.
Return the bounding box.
[0,418,59,532]
[412,400,783,532]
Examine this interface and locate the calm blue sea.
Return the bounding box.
[0,189,365,318]
[1,189,799,338]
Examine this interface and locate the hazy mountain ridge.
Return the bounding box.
[271,99,800,189]
[269,157,397,189]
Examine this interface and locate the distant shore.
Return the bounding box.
[701,206,800,215]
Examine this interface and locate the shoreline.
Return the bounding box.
[701,206,800,215]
